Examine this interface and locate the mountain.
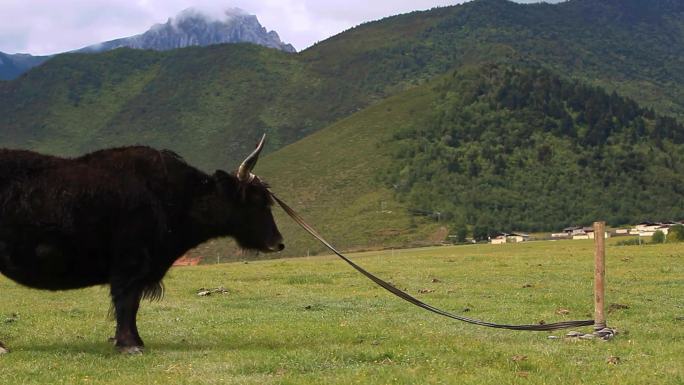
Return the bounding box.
[213,64,684,257]
[0,7,295,80]
[302,0,684,117]
[2,0,682,170]
[77,7,296,53]
[0,45,332,171]
[0,52,49,80]
[382,64,684,234]
[1,0,683,256]
[196,79,446,259]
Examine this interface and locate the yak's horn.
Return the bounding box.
[237,134,266,182]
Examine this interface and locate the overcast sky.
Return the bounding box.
[1,0,561,56]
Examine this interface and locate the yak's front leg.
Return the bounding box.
[110,284,144,354]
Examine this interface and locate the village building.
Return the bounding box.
[638,224,671,237]
[553,221,683,241]
[490,232,530,244]
[572,232,590,240]
[635,221,662,234]
[490,234,508,244]
[563,226,585,237]
[554,225,609,240]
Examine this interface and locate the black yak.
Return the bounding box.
[0,136,283,354]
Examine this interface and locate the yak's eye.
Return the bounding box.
[254,192,269,206]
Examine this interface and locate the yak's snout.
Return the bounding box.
[264,236,284,253]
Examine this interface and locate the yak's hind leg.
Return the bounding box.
[110,283,145,354]
[108,243,163,354]
[108,280,163,353]
[0,243,8,354]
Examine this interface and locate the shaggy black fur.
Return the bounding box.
[0,146,283,352]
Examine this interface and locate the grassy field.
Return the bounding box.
[0,240,682,384]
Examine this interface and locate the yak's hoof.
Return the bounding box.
[108,337,117,345]
[117,345,144,355]
[0,342,9,355]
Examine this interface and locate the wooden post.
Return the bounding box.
[593,221,607,330]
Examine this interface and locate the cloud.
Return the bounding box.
[0,0,156,54]
[246,0,460,49]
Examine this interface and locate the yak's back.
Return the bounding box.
[0,146,205,197]
[0,146,203,190]
[77,146,205,198]
[0,149,67,190]
[0,146,204,231]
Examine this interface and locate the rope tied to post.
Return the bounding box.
[271,193,595,332]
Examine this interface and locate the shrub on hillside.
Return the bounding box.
[668,224,684,242]
[652,230,665,244]
[473,225,490,242]
[455,227,468,243]
[615,238,641,246]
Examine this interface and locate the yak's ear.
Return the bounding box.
[213,170,236,190]
[213,170,230,179]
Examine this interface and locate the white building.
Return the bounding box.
[490,232,530,244]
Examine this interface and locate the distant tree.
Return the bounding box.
[651,230,665,244]
[455,227,468,243]
[473,225,490,242]
[668,225,684,242]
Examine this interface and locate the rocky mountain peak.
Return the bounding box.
[78,7,296,53]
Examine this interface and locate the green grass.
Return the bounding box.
[1,240,682,384]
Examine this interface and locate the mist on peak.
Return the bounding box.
[77,7,295,54]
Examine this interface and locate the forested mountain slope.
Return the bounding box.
[382,64,684,235]
[253,64,684,256]
[1,0,682,172]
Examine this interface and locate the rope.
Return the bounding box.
[271,193,595,331]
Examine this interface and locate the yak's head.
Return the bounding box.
[209,135,284,253]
